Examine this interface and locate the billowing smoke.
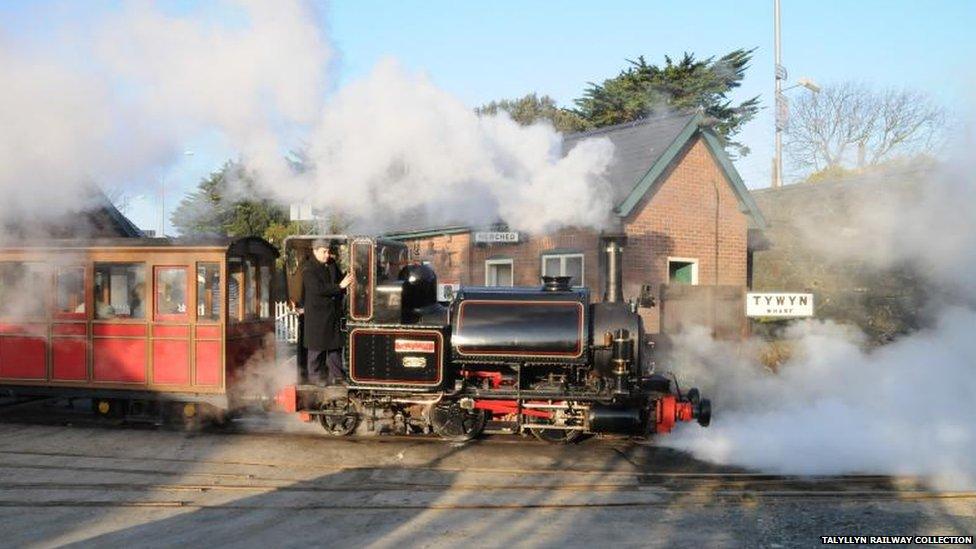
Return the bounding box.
[665,142,976,489]
[290,60,615,233]
[0,1,329,226]
[0,2,614,235]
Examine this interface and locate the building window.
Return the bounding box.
[155,266,188,321]
[485,259,513,287]
[197,263,221,322]
[541,253,584,287]
[667,258,699,285]
[94,263,146,320]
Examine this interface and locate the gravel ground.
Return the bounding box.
[0,400,972,548]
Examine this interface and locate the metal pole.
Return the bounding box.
[773,0,783,188]
[159,178,165,237]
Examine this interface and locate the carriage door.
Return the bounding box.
[51,265,88,381]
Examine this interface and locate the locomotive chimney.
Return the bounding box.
[602,234,626,303]
[542,275,573,292]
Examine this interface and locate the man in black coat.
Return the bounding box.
[303,239,354,385]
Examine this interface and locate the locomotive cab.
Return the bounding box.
[284,235,426,325]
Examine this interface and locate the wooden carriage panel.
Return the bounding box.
[152,339,190,385]
[52,338,87,381]
[196,325,221,339]
[93,324,146,337]
[93,338,146,383]
[153,325,189,338]
[52,323,86,336]
[0,323,47,336]
[0,336,47,380]
[195,340,222,386]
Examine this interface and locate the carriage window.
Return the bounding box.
[228,258,242,322]
[259,263,271,318]
[197,263,221,322]
[245,258,257,318]
[55,266,86,318]
[0,262,48,318]
[155,267,187,320]
[94,263,145,320]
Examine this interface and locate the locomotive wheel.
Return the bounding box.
[429,402,486,442]
[527,382,584,444]
[319,398,359,436]
[530,424,583,444]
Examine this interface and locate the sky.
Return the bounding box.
[3,0,974,234]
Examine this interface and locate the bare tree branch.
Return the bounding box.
[785,83,945,176]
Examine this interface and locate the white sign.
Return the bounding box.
[474,231,519,244]
[746,292,814,318]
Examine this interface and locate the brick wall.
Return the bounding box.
[469,228,602,290]
[399,232,472,285]
[622,137,749,332]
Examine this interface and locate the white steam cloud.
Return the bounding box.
[0,1,329,224]
[665,147,976,489]
[291,60,614,233]
[0,2,613,235]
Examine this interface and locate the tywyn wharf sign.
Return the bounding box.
[746,292,814,318]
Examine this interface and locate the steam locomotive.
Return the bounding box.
[277,235,711,442]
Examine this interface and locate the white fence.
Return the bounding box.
[274,301,299,343]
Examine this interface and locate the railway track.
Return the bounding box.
[1,411,972,515]
[0,447,971,511]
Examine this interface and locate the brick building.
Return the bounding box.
[388,111,766,333]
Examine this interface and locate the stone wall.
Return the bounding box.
[750,174,927,342]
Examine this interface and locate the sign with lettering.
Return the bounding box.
[474,231,519,244]
[746,292,814,318]
[394,339,436,353]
